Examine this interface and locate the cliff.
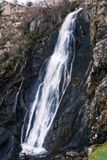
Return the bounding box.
[0,0,107,160]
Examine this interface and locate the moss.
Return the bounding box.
[88,142,107,160]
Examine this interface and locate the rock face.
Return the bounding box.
[88,39,107,145]
[85,0,107,147]
[0,0,107,160]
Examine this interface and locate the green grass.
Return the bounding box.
[89,142,107,160]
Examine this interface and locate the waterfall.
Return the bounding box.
[21,8,83,156]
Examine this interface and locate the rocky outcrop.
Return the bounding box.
[85,0,107,146]
[87,39,107,145]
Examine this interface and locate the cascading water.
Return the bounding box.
[21,8,83,156]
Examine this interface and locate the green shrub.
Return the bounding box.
[89,142,107,160]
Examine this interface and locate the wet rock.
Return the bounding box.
[47,150,88,160]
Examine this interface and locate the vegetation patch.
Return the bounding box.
[89,142,107,160]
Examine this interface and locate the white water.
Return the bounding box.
[21,8,82,156]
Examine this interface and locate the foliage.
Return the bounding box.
[22,0,76,35]
[89,143,107,160]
